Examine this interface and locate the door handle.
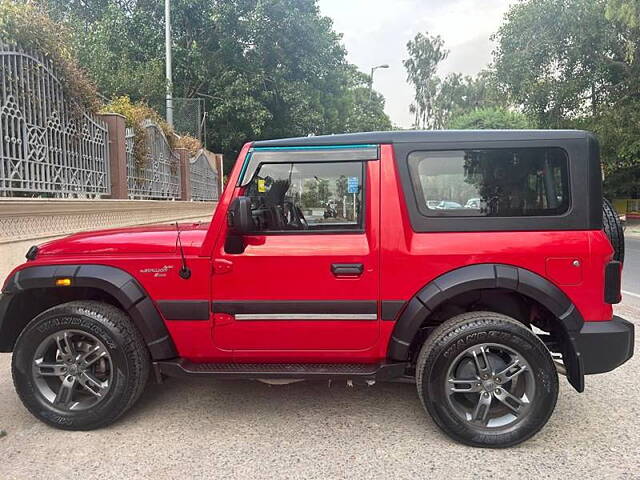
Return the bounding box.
[213,259,233,274]
[331,263,364,276]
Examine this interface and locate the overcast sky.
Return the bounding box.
[317,0,516,128]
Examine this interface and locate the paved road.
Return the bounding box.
[623,236,640,307]
[2,264,640,478]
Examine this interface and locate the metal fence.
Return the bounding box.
[189,150,219,201]
[173,97,206,145]
[627,199,640,214]
[126,120,181,200]
[0,44,110,198]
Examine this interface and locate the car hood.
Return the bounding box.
[37,222,210,256]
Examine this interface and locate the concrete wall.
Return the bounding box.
[0,199,217,280]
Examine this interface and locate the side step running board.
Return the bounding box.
[154,359,408,381]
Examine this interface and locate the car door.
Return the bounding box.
[211,145,380,359]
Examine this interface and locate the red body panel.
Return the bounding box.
[37,222,209,256]
[208,159,381,361]
[4,143,614,364]
[377,145,613,323]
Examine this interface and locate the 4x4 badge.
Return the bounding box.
[139,265,175,278]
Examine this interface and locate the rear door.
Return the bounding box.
[211,145,381,359]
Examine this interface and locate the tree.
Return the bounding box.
[403,32,448,129]
[448,108,533,130]
[338,67,392,133]
[35,0,392,169]
[317,178,330,204]
[436,71,507,128]
[335,175,347,198]
[404,33,508,130]
[492,0,622,127]
[491,0,640,195]
[301,178,319,209]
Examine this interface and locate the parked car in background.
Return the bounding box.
[435,200,463,209]
[465,198,481,209]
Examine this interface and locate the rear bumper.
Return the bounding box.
[576,316,634,374]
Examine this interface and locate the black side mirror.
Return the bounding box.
[227,196,254,234]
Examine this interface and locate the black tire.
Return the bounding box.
[416,311,558,448]
[603,197,624,263]
[12,301,150,430]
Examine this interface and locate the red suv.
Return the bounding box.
[1,130,633,447]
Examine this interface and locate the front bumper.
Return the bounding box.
[0,293,15,351]
[576,316,634,375]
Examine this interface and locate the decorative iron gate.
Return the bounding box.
[126,120,181,199]
[0,45,110,197]
[189,150,219,201]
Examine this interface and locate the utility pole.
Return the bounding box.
[369,64,389,101]
[165,0,173,127]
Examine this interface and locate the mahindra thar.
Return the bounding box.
[0,130,634,447]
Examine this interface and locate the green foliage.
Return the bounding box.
[448,108,533,130]
[580,99,640,195]
[0,0,98,113]
[493,0,621,127]
[67,4,166,103]
[38,0,392,170]
[338,67,392,133]
[606,0,640,28]
[492,0,640,196]
[436,71,507,129]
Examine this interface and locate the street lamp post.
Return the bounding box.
[369,64,389,101]
[165,0,173,127]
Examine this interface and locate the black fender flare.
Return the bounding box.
[387,263,585,391]
[2,264,176,360]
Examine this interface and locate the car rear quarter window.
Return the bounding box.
[408,148,570,218]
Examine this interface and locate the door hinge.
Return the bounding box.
[213,259,233,274]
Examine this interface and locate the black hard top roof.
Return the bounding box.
[252,129,591,147]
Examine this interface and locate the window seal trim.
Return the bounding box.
[238,144,378,186]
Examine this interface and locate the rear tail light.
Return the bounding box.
[604,261,622,304]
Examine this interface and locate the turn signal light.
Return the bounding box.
[55,278,72,287]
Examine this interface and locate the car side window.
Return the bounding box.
[245,161,365,232]
[408,148,570,217]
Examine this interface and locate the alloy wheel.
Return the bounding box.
[445,342,535,429]
[31,329,113,411]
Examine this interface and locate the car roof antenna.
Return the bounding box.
[174,222,192,280]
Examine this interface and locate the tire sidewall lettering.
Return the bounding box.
[11,301,146,430]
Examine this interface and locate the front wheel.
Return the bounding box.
[416,311,558,448]
[11,301,150,430]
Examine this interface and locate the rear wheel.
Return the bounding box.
[416,311,558,448]
[12,301,150,430]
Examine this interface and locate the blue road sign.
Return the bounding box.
[347,176,359,194]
